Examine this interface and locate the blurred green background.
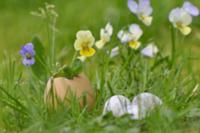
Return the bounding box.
[0,0,200,71]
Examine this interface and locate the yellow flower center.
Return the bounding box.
[139,15,146,20]
[176,22,184,29]
[80,46,96,57]
[128,40,140,50]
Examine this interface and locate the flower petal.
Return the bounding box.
[105,22,113,36]
[138,0,153,16]
[169,8,192,26]
[141,43,159,58]
[128,0,138,14]
[179,26,191,35]
[80,47,96,57]
[128,92,162,120]
[110,46,119,58]
[140,16,153,26]
[77,56,87,62]
[128,40,141,49]
[118,30,132,44]
[103,95,131,117]
[20,43,35,56]
[22,58,35,66]
[95,40,106,49]
[128,24,143,40]
[183,1,199,16]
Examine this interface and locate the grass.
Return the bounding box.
[0,0,200,132]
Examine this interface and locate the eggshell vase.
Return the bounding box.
[44,74,95,110]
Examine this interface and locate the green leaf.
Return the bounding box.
[31,36,47,79]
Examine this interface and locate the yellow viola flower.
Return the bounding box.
[74,30,96,57]
[95,23,113,49]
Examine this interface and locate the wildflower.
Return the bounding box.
[183,1,199,17]
[109,46,119,58]
[141,43,159,58]
[169,2,199,35]
[103,95,131,117]
[95,23,113,49]
[118,24,143,50]
[127,92,162,120]
[169,8,192,35]
[128,0,153,26]
[74,30,96,58]
[19,43,35,66]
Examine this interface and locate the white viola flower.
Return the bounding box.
[141,43,159,58]
[103,95,131,117]
[169,8,192,35]
[183,1,199,17]
[117,30,133,44]
[127,92,162,120]
[110,46,119,58]
[117,24,143,50]
[95,23,113,49]
[128,0,153,26]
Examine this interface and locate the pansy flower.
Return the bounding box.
[169,1,199,35]
[74,30,96,59]
[128,0,153,26]
[19,43,35,66]
[95,23,113,49]
[141,43,159,58]
[118,24,143,50]
[169,8,192,35]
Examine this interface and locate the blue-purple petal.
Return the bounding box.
[128,0,138,13]
[22,58,35,66]
[183,1,199,16]
[20,42,36,66]
[138,0,153,16]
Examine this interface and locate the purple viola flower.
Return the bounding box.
[128,0,153,26]
[183,1,199,17]
[19,43,35,66]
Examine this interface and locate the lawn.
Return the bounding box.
[0,0,200,132]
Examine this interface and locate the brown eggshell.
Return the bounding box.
[44,74,95,110]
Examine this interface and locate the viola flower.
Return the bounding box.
[169,2,199,36]
[141,43,159,58]
[183,1,199,17]
[127,92,163,120]
[118,24,143,50]
[128,0,153,26]
[103,95,131,117]
[169,8,192,35]
[95,23,113,49]
[19,43,35,66]
[74,30,96,58]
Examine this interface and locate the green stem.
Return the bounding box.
[51,17,56,68]
[170,25,176,68]
[70,52,78,67]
